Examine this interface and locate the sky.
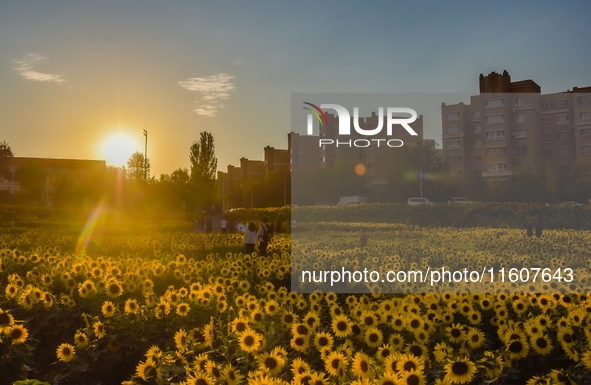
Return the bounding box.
[0,1,589,177]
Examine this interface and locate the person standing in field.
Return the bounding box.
[257,217,271,257]
[220,218,227,234]
[243,222,257,254]
[205,218,213,234]
[360,227,369,248]
[535,221,543,238]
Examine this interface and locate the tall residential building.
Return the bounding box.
[442,71,591,182]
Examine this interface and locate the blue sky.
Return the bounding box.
[0,1,589,176]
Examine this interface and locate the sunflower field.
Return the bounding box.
[1,204,591,385]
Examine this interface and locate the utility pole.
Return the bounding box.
[420,165,423,198]
[143,127,148,181]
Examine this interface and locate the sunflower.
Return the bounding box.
[290,335,309,353]
[74,331,89,349]
[465,328,485,349]
[396,369,426,385]
[364,327,383,348]
[205,360,222,380]
[396,354,424,374]
[9,325,29,345]
[389,333,405,351]
[231,317,250,334]
[282,311,297,327]
[106,281,123,298]
[376,344,394,361]
[324,351,347,377]
[331,315,353,338]
[352,352,373,379]
[446,324,466,344]
[581,350,591,370]
[292,357,311,376]
[56,343,76,363]
[530,334,553,356]
[549,369,575,384]
[433,342,452,363]
[93,321,106,339]
[176,302,191,316]
[314,332,334,351]
[506,339,529,360]
[292,323,311,338]
[557,326,574,346]
[257,351,285,376]
[222,364,244,385]
[375,373,398,385]
[124,299,139,314]
[444,357,476,384]
[101,301,116,317]
[238,329,263,353]
[175,329,189,352]
[309,371,330,385]
[0,309,15,333]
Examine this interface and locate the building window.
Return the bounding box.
[540,101,548,110]
[542,149,551,158]
[516,114,525,123]
[514,130,526,139]
[582,145,591,155]
[540,117,549,125]
[485,98,504,109]
[556,132,570,141]
[515,146,528,155]
[580,112,591,121]
[557,148,571,157]
[577,95,591,104]
[485,114,505,125]
[486,131,505,141]
[542,133,550,142]
[446,112,459,121]
[447,156,461,164]
[446,140,460,150]
[473,140,482,148]
[556,115,569,125]
[472,155,482,163]
[515,97,524,106]
[486,163,506,172]
[554,100,568,109]
[486,147,507,156]
[446,126,460,134]
[472,111,481,120]
[473,125,481,134]
[581,128,591,137]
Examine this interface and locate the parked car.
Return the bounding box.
[452,197,472,203]
[559,201,584,207]
[407,197,432,205]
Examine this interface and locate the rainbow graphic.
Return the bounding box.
[302,102,328,134]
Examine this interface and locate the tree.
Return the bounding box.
[189,132,218,211]
[126,152,150,182]
[0,140,14,179]
[190,132,217,181]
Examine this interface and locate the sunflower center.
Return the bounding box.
[404,361,416,371]
[451,329,461,338]
[265,357,277,369]
[509,341,523,353]
[360,361,368,372]
[244,336,255,346]
[406,375,420,385]
[410,320,420,328]
[0,314,10,324]
[331,359,340,369]
[452,361,469,375]
[535,337,547,348]
[369,334,378,342]
[297,325,308,335]
[337,321,347,331]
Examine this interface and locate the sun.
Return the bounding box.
[100,132,139,167]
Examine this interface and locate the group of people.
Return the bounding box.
[526,221,543,238]
[241,217,273,256]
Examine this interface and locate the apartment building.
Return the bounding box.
[442,71,591,182]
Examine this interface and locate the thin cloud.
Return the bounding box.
[13,54,66,83]
[178,73,235,117]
